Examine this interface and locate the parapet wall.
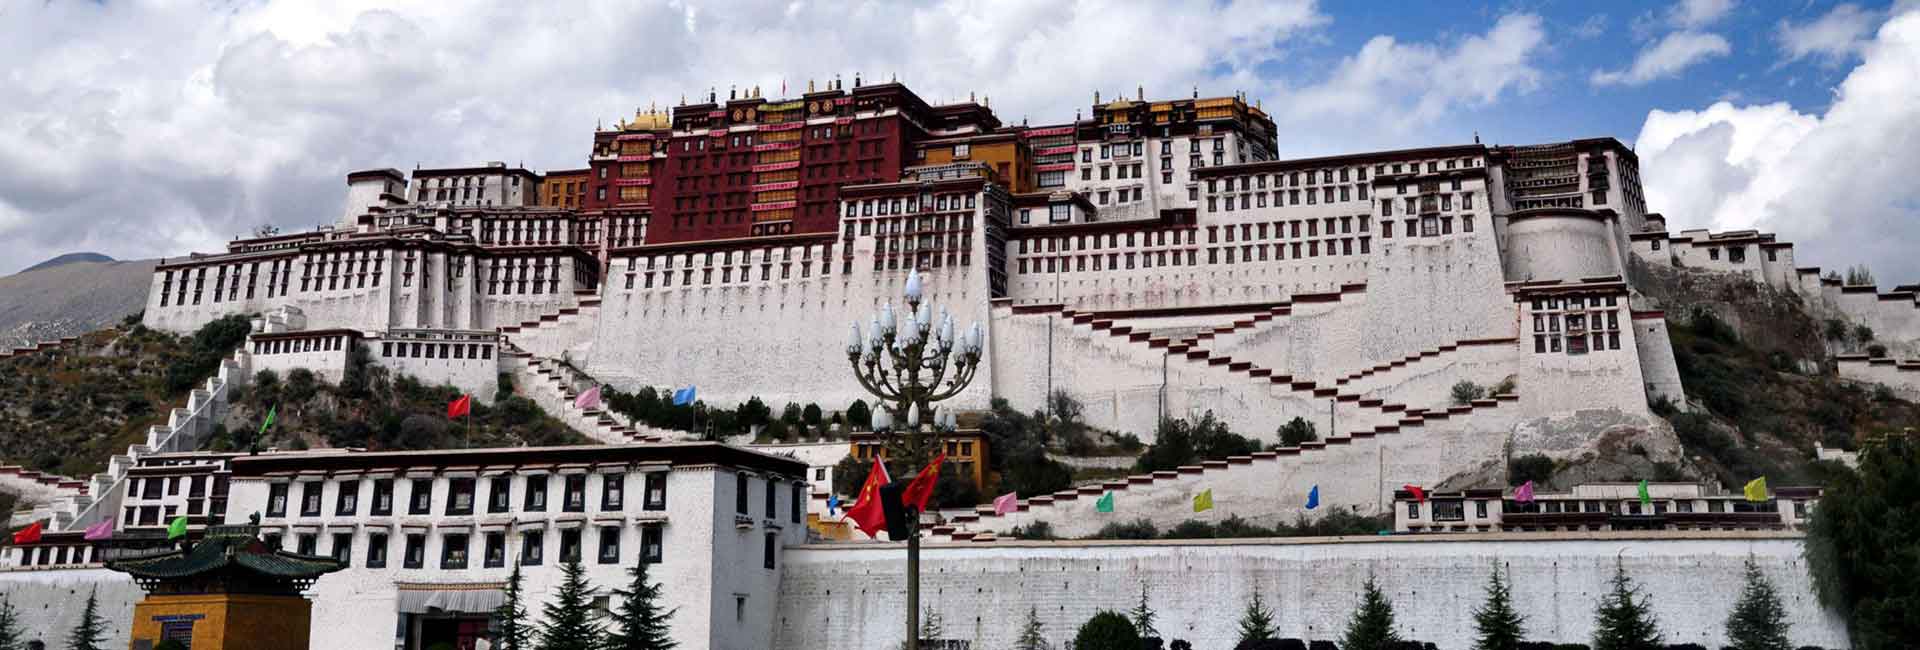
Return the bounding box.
[775,532,1850,650]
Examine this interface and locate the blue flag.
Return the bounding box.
[672,386,697,406]
[1305,485,1320,510]
[827,494,840,516]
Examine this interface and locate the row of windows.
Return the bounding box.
[1208,184,1372,211]
[266,473,667,519]
[480,219,576,247]
[252,335,349,356]
[379,341,494,361]
[845,192,977,217]
[276,525,675,570]
[1015,237,1373,274]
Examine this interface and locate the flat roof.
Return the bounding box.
[229,442,807,479]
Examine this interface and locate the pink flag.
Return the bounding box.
[83,518,114,541]
[993,492,1019,516]
[1515,481,1536,504]
[574,385,603,411]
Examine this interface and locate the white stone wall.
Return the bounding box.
[1837,357,1920,401]
[371,331,503,403]
[774,533,1849,650]
[1502,216,1621,282]
[1634,315,1687,406]
[248,332,354,385]
[0,568,139,649]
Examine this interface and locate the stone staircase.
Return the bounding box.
[496,291,601,361]
[1331,337,1522,389]
[33,347,251,532]
[924,389,1520,542]
[504,349,679,445]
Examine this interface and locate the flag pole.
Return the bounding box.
[906,504,920,650]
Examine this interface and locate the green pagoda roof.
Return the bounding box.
[106,522,342,591]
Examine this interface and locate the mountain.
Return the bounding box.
[0,255,156,349]
[17,252,116,274]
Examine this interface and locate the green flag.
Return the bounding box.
[1637,479,1651,507]
[259,405,276,435]
[166,516,188,540]
[1095,491,1115,513]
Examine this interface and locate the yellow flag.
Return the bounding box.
[1193,489,1213,513]
[1744,477,1769,502]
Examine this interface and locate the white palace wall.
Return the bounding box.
[775,533,1850,650]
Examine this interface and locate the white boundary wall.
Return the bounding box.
[776,532,1850,650]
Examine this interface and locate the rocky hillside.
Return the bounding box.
[0,253,155,349]
[1633,259,1920,486]
[0,316,585,479]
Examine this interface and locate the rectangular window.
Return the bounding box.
[598,526,622,564]
[792,484,804,524]
[560,529,582,563]
[563,475,587,512]
[331,533,352,566]
[403,534,426,569]
[764,532,778,570]
[441,533,469,569]
[520,531,544,566]
[484,532,506,568]
[524,475,548,511]
[267,483,289,517]
[409,479,433,515]
[602,473,624,511]
[642,525,664,564]
[765,479,777,518]
[488,477,511,514]
[737,474,751,514]
[644,473,667,511]
[366,533,388,568]
[335,480,359,516]
[371,479,393,516]
[298,482,323,517]
[446,478,475,516]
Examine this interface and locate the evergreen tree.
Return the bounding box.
[1340,576,1403,650]
[538,560,606,650]
[1725,555,1792,650]
[605,559,676,650]
[1072,611,1140,650]
[1592,560,1663,650]
[1473,562,1526,650]
[1015,606,1048,650]
[65,587,107,650]
[0,595,22,650]
[1235,591,1275,644]
[493,563,533,650]
[1129,582,1160,639]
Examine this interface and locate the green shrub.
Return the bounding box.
[1073,611,1141,650]
[1509,454,1555,486]
[1451,381,1488,405]
[1277,417,1318,447]
[1091,518,1159,540]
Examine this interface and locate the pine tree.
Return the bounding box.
[1725,555,1792,650]
[920,608,944,642]
[538,560,606,650]
[1592,560,1662,650]
[605,559,677,650]
[1129,582,1160,639]
[1473,562,1526,650]
[0,595,22,650]
[1015,606,1048,650]
[1340,576,1403,650]
[493,563,533,650]
[65,587,107,650]
[1235,591,1275,644]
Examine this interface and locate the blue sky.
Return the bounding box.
[1,0,1916,281]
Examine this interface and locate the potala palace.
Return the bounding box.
[2,81,1907,649]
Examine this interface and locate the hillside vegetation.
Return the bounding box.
[1639,262,1920,486]
[0,315,584,479]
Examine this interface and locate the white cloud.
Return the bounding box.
[1777,3,1879,64]
[0,1,1554,274]
[1636,9,1920,283]
[1573,14,1609,39]
[1669,0,1738,29]
[1591,31,1731,86]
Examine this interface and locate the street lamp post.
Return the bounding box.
[845,268,985,650]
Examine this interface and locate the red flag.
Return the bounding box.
[901,454,947,513]
[447,394,471,419]
[11,521,41,545]
[1403,484,1427,502]
[843,457,892,539]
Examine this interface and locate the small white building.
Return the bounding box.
[1393,482,1820,534]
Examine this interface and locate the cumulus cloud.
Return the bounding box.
[0,1,1552,275]
[1592,31,1731,86]
[1777,3,1880,64]
[1668,0,1738,29]
[1636,10,1920,283]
